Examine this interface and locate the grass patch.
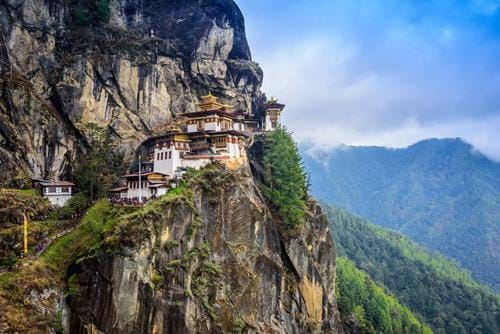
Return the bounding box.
[0,200,116,332]
[41,199,115,272]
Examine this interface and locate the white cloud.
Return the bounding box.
[294,115,500,162]
[241,0,500,162]
[258,36,500,161]
[473,0,500,15]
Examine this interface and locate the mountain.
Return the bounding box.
[0,0,264,184]
[302,138,500,290]
[326,205,500,334]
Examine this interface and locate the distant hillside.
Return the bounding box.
[302,138,500,290]
[326,205,500,334]
[336,256,432,334]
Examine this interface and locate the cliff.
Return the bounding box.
[0,0,263,184]
[0,2,347,333]
[0,163,344,333]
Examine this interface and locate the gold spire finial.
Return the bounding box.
[197,92,234,112]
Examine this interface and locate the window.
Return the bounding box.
[157,153,160,160]
[161,152,164,160]
[61,187,69,193]
[48,187,57,193]
[169,151,172,159]
[215,137,226,147]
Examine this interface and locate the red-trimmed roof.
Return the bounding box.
[183,110,235,119]
[188,130,250,138]
[39,181,75,187]
[148,184,169,188]
[183,155,231,160]
[122,172,168,178]
[110,187,128,192]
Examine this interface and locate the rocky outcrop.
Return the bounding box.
[66,164,343,333]
[0,0,264,183]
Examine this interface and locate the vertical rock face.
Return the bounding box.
[0,0,263,183]
[67,165,343,333]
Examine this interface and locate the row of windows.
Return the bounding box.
[157,151,173,160]
[191,120,232,128]
[214,137,226,147]
[44,187,70,193]
[128,181,147,189]
[155,142,189,150]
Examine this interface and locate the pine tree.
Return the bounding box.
[262,126,308,227]
[74,123,124,202]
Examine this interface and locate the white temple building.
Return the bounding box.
[110,94,285,202]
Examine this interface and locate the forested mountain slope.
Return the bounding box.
[326,205,500,334]
[302,138,500,290]
[336,257,432,334]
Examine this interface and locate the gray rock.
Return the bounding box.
[67,165,344,333]
[0,0,263,183]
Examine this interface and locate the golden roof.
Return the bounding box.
[197,92,233,112]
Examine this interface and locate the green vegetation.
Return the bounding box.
[302,138,500,290]
[260,126,308,227]
[73,7,90,26]
[0,189,51,226]
[336,257,432,334]
[72,1,110,26]
[326,205,500,334]
[74,123,124,202]
[0,200,116,332]
[49,192,89,220]
[96,0,111,23]
[41,199,115,271]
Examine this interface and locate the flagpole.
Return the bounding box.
[138,155,142,203]
[23,213,28,255]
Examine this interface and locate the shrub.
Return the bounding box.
[66,193,89,216]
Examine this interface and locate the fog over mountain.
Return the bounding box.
[302,138,500,291]
[238,0,500,160]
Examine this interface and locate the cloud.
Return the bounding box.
[295,115,500,162]
[239,0,500,160]
[473,0,500,15]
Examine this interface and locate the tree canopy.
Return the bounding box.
[326,205,500,334]
[261,126,308,227]
[74,123,124,202]
[336,256,433,334]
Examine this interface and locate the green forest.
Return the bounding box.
[336,257,432,334]
[326,205,500,334]
[302,138,500,290]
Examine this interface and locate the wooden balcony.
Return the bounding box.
[191,142,210,151]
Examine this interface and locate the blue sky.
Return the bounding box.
[236,0,500,160]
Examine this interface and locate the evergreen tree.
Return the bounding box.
[74,123,124,202]
[261,126,308,227]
